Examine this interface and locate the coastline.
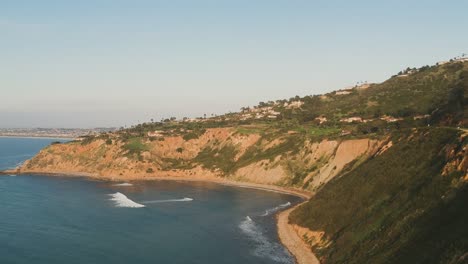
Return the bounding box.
[0,135,76,140]
[277,203,320,264]
[1,169,318,263]
[1,169,312,199]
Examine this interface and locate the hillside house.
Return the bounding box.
[336,90,352,95]
[380,115,403,122]
[340,117,363,123]
[315,116,328,124]
[147,130,164,137]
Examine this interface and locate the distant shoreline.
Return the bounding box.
[0,135,76,140]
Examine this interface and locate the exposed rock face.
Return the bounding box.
[19,127,385,191]
[304,139,382,190]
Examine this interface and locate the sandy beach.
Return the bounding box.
[277,203,320,264]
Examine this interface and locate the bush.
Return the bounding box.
[123,137,149,157]
[182,129,206,141]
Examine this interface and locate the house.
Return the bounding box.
[413,114,431,120]
[340,117,363,123]
[336,90,352,95]
[380,115,403,122]
[147,130,164,137]
[340,130,352,136]
[315,116,328,124]
[285,101,304,109]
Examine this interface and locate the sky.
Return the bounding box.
[1,0,467,128]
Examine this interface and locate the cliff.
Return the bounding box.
[18,127,384,193]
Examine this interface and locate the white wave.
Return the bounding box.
[142,198,193,204]
[8,174,17,177]
[239,216,293,263]
[109,192,145,208]
[113,183,133,186]
[261,202,291,216]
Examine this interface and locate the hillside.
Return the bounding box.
[290,128,467,264]
[16,60,467,186]
[18,127,383,192]
[8,59,468,263]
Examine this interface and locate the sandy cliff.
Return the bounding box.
[18,127,385,193]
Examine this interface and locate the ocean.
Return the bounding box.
[0,137,300,264]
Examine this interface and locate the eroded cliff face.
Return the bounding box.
[19,127,385,191]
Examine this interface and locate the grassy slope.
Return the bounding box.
[282,61,468,125]
[290,128,467,263]
[118,61,467,150]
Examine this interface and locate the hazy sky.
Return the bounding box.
[1,1,467,128]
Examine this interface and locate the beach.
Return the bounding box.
[277,204,320,264]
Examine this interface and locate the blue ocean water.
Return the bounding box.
[0,137,300,264]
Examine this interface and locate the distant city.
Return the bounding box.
[0,128,117,139]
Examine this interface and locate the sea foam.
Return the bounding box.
[239,216,293,263]
[261,202,291,216]
[113,183,133,186]
[142,198,193,204]
[109,192,145,208]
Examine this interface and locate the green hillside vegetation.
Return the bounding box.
[290,128,467,264]
[278,61,467,125]
[115,61,466,144]
[70,60,466,185]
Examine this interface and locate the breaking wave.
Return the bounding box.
[142,198,193,204]
[113,183,133,186]
[239,216,293,263]
[109,192,145,208]
[261,202,291,216]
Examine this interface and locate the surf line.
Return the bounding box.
[261,202,291,216]
[141,198,194,204]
